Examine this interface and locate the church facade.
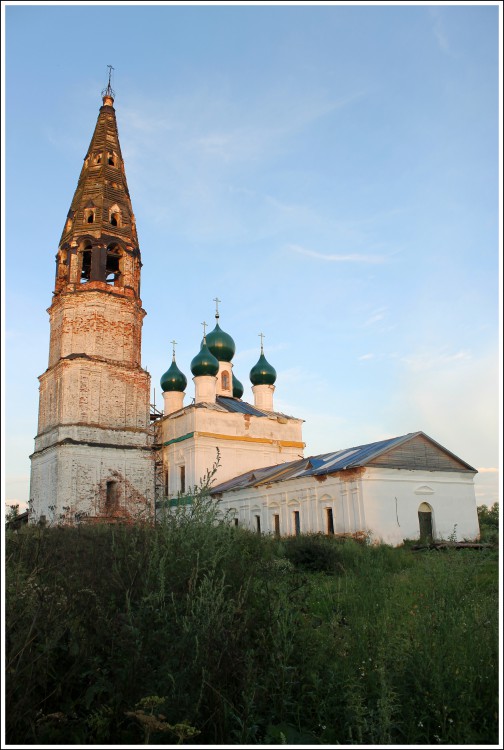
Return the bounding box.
[29,87,480,544]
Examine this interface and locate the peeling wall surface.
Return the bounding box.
[29,94,154,524]
[211,467,480,544]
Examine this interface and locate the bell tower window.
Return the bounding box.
[81,246,92,283]
[106,244,122,285]
[94,153,102,165]
[109,205,121,227]
[108,152,116,166]
[85,209,95,224]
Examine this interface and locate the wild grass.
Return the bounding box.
[5,516,499,745]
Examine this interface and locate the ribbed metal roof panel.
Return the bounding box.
[216,396,267,417]
[211,434,416,494]
[215,396,298,420]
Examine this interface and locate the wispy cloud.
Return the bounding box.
[363,307,388,326]
[477,467,498,474]
[428,7,451,55]
[401,348,472,373]
[359,353,374,361]
[286,244,387,264]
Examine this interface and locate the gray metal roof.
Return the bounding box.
[215,396,300,421]
[165,396,301,421]
[210,431,476,495]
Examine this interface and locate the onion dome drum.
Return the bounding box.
[160,358,187,393]
[232,373,244,399]
[205,322,236,362]
[191,340,219,377]
[250,351,277,386]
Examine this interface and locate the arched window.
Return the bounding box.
[109,205,121,227]
[85,209,95,224]
[107,152,116,166]
[94,153,102,165]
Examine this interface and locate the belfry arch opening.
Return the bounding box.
[80,244,92,282]
[106,244,122,285]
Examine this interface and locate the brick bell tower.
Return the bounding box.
[29,74,154,524]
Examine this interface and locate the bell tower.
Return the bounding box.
[29,73,154,524]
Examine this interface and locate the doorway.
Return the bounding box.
[418,502,433,542]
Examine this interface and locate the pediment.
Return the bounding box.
[367,433,476,473]
[414,485,434,495]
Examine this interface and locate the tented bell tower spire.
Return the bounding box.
[55,69,140,298]
[29,73,154,525]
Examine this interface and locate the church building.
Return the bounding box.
[29,84,481,544]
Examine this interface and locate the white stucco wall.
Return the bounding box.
[360,467,479,545]
[211,466,479,546]
[158,405,304,495]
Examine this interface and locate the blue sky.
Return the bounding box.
[2,2,501,512]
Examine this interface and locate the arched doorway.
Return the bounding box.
[418,502,433,542]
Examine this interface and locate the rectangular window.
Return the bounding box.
[326,507,334,535]
[255,515,261,534]
[164,469,169,497]
[234,518,239,527]
[180,466,185,494]
[293,510,300,536]
[274,514,280,536]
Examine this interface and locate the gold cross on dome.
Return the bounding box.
[170,339,177,358]
[201,321,208,337]
[213,297,221,316]
[259,332,265,351]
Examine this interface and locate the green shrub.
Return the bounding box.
[477,502,499,544]
[5,518,499,745]
[281,533,350,573]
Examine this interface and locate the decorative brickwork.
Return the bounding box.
[30,92,154,524]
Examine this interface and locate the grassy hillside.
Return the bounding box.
[5,508,499,745]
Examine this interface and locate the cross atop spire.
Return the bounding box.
[101,64,115,102]
[201,321,208,338]
[213,297,221,319]
[259,332,265,353]
[171,339,177,360]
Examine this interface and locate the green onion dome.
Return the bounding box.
[250,349,277,386]
[191,338,219,377]
[205,321,236,362]
[160,356,187,393]
[232,373,244,399]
